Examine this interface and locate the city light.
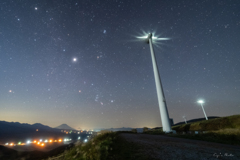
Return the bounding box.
[3,136,71,147]
[84,139,88,143]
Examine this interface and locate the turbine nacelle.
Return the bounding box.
[136,32,170,44]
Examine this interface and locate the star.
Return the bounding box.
[73,58,77,62]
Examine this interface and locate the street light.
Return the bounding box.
[137,33,172,132]
[197,100,208,120]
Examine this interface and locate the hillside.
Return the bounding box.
[172,114,240,132]
[173,116,220,126]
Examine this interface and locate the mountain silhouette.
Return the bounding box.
[55,124,76,130]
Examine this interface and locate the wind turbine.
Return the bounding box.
[197,100,208,120]
[137,32,172,132]
[182,116,187,124]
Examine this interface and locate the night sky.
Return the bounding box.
[1,0,240,130]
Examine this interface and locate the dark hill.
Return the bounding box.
[172,114,240,132]
[173,116,220,126]
[0,121,59,134]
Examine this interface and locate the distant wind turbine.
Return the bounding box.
[182,116,187,124]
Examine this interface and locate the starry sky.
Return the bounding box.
[0,0,240,130]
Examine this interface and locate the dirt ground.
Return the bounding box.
[120,133,240,160]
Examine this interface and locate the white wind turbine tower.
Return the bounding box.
[137,32,172,132]
[182,116,187,124]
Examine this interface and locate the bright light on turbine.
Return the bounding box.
[136,32,170,42]
[198,100,204,104]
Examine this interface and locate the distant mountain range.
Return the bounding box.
[0,121,59,134]
[55,124,76,130]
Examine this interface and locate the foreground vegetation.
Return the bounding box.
[48,132,146,160]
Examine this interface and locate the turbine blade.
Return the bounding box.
[157,38,171,40]
[136,36,148,39]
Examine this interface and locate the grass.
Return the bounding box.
[63,133,115,160]
[53,132,148,160]
[172,114,240,132]
[170,114,240,145]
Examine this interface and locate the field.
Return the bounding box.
[172,114,240,132]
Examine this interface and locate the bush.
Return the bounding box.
[63,132,117,160]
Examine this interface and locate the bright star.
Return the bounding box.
[73,58,77,62]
